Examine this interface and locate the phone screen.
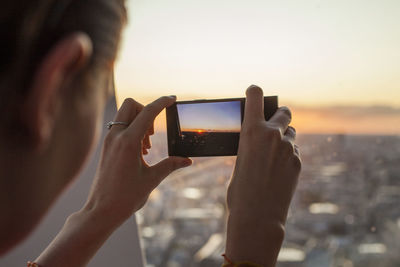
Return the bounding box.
[176,101,242,134]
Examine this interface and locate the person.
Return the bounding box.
[0,1,301,266]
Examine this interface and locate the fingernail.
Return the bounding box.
[169,95,177,99]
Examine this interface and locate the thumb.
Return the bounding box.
[150,156,192,185]
[244,85,264,124]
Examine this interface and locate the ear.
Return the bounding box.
[23,32,93,151]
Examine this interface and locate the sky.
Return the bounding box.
[177,101,241,132]
[114,0,400,134]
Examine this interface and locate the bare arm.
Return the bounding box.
[225,86,301,266]
[35,96,192,267]
[34,207,120,267]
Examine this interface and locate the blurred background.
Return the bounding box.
[114,0,400,266]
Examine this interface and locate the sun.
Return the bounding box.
[197,129,205,134]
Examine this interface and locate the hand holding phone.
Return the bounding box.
[225,86,301,266]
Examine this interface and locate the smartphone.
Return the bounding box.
[166,96,278,157]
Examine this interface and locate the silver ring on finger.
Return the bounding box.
[106,121,129,130]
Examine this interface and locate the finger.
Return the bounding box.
[283,129,300,157]
[110,98,143,133]
[148,123,155,136]
[268,106,292,133]
[284,126,296,142]
[128,96,176,138]
[114,98,143,122]
[150,157,193,186]
[294,144,300,157]
[143,134,151,149]
[243,85,264,124]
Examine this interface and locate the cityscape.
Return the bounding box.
[139,133,400,267]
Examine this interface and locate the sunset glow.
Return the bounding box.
[151,106,400,135]
[115,0,400,135]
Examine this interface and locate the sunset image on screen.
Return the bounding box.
[177,101,241,133]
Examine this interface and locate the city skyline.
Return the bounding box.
[139,132,400,266]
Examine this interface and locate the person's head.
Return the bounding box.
[0,0,126,253]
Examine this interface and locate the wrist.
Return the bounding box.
[75,202,124,233]
[81,194,133,227]
[225,212,285,267]
[35,204,124,266]
[226,212,285,246]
